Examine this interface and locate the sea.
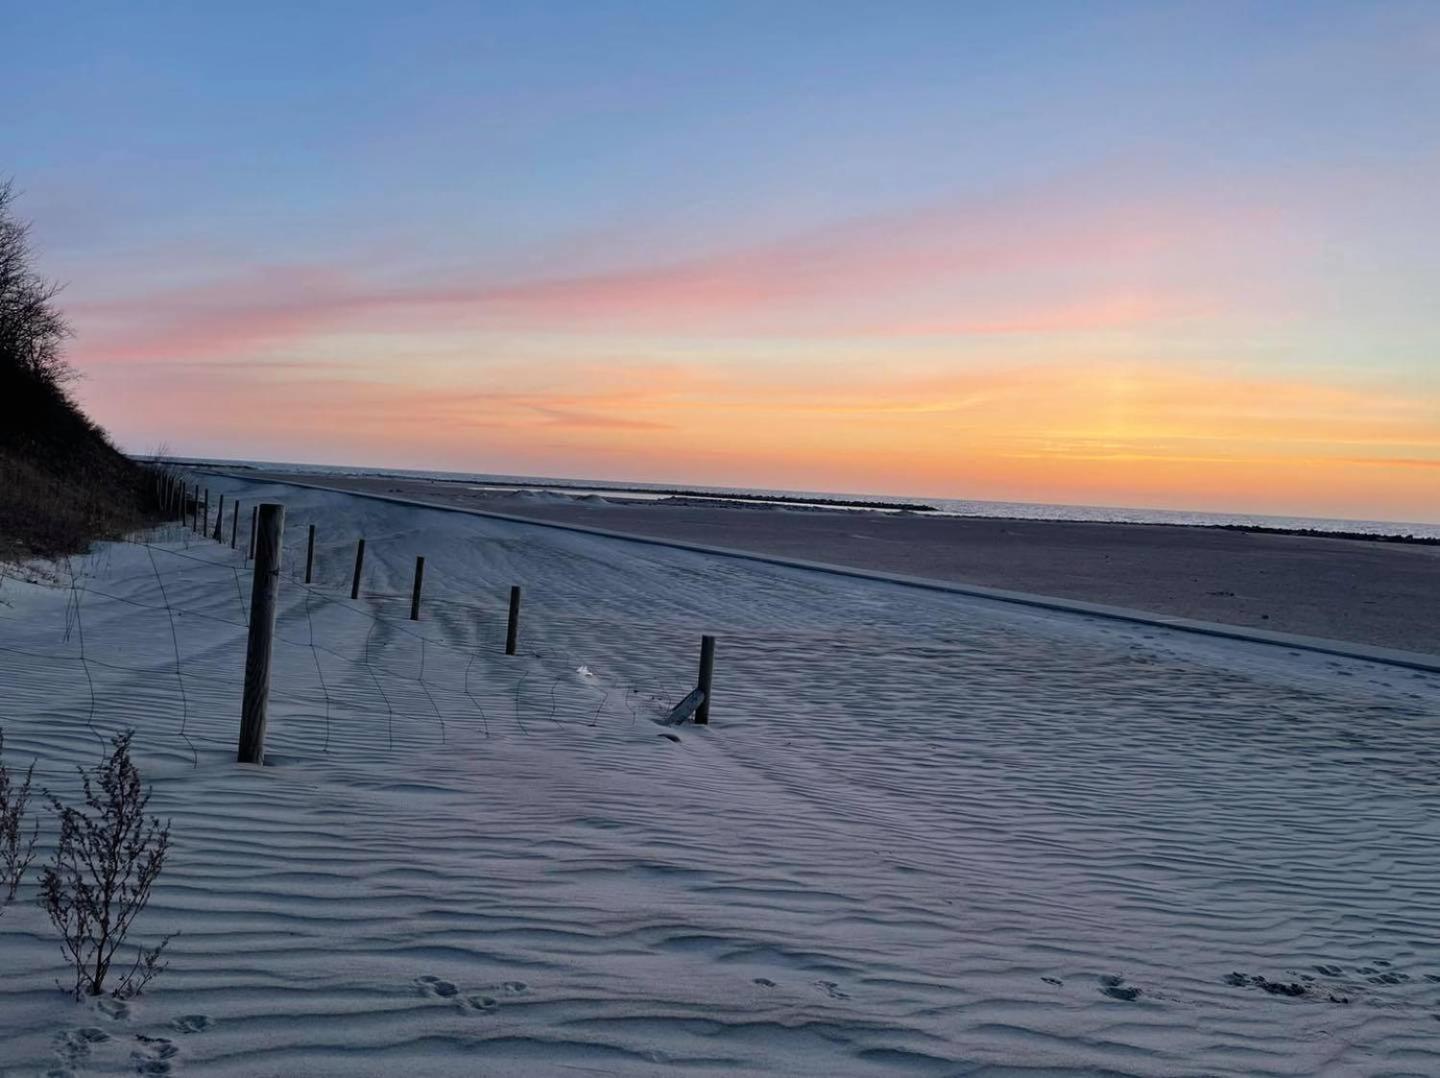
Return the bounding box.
[183,458,1440,540]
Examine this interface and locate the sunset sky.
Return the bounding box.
[8,2,1439,521]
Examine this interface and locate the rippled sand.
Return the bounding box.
[2,476,1438,1076]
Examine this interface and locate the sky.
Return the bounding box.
[6,1,1439,522]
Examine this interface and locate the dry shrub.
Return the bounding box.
[0,727,38,910]
[40,732,174,999]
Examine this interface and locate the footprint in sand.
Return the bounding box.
[53,1026,110,1065]
[415,975,460,999]
[500,980,528,994]
[1099,974,1141,1001]
[170,1014,214,1034]
[95,997,131,1021]
[131,1033,178,1075]
[813,980,850,1000]
[464,995,498,1014]
[753,978,777,988]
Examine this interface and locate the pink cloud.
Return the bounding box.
[65,183,1286,365]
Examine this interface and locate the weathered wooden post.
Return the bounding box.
[304,524,316,584]
[505,585,522,655]
[695,635,716,724]
[213,494,225,542]
[248,505,258,560]
[410,556,425,621]
[231,501,239,549]
[350,539,366,599]
[238,503,284,765]
[190,484,199,532]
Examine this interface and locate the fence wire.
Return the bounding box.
[0,499,700,775]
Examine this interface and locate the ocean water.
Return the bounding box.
[188,457,1440,540]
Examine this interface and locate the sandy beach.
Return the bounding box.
[3,474,1438,1075]
[251,471,1440,657]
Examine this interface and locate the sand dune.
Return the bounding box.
[2,477,1438,1076]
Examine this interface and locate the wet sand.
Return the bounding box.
[251,472,1440,656]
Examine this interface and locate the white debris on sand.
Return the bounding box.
[1,476,1438,1076]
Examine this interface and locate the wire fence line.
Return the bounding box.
[4,475,1120,784]
[0,488,710,775]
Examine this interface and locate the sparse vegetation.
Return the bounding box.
[0,728,38,911]
[39,731,173,999]
[0,180,166,562]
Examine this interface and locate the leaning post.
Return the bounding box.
[410,556,425,621]
[231,501,239,549]
[695,635,716,724]
[191,485,199,532]
[304,524,316,584]
[213,494,225,542]
[238,503,285,765]
[350,539,366,599]
[505,585,522,655]
[248,505,258,560]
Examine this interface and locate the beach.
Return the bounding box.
[2,474,1438,1075]
[247,470,1440,658]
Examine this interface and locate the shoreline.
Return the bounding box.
[162,458,1438,542]
[230,468,1440,658]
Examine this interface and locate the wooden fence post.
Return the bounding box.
[190,484,199,532]
[410,556,425,621]
[350,539,366,599]
[304,524,316,584]
[238,503,284,765]
[231,501,239,549]
[505,585,522,655]
[248,505,258,560]
[213,494,225,542]
[695,635,716,724]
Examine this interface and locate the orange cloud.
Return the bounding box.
[85,354,1438,522]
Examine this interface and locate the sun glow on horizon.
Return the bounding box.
[12,2,1439,523]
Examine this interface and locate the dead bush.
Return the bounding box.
[0,727,38,910]
[39,731,173,998]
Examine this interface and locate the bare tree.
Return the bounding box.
[0,180,74,387]
[39,731,173,998]
[0,727,38,909]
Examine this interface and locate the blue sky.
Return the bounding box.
[6,1,1438,519]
